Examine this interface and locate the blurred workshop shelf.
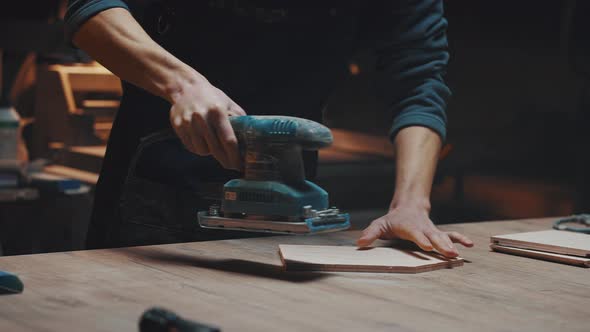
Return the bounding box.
[32,63,121,157]
[43,165,99,185]
[50,144,105,174]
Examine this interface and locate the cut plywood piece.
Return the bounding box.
[490,244,590,268]
[491,230,590,258]
[278,245,463,273]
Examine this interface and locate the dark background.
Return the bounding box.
[332,0,581,170]
[324,0,588,223]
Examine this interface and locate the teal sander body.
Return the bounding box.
[198,116,350,234]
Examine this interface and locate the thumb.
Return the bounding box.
[356,220,384,247]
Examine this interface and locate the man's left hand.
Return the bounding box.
[356,204,474,258]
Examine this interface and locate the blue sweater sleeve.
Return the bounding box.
[64,0,130,41]
[360,0,451,142]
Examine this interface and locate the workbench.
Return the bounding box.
[0,217,587,332]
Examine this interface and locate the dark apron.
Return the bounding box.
[87,0,360,249]
[116,129,255,246]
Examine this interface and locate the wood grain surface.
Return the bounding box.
[491,229,590,257]
[0,217,589,332]
[279,244,463,273]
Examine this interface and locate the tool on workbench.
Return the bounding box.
[0,99,44,202]
[198,115,350,234]
[553,214,590,234]
[0,100,24,189]
[139,307,220,332]
[0,270,24,295]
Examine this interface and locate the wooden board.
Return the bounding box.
[279,244,463,273]
[491,230,590,257]
[490,244,590,268]
[1,217,590,332]
[43,165,99,185]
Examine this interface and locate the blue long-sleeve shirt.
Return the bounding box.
[65,0,450,142]
[65,1,451,247]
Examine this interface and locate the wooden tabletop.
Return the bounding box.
[0,217,588,332]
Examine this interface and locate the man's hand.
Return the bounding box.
[169,77,246,170]
[355,126,474,258]
[357,204,473,257]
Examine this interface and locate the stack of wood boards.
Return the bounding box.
[278,244,464,273]
[490,230,590,267]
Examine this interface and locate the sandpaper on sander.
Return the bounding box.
[198,116,350,234]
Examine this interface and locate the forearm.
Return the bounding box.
[71,6,246,169]
[391,126,442,211]
[354,2,473,254]
[72,8,200,102]
[358,125,472,255]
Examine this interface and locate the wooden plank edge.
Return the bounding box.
[43,165,99,185]
[490,244,590,268]
[490,237,590,258]
[278,247,464,274]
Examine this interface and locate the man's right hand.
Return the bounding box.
[169,77,246,171]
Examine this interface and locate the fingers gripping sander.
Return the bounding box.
[198,116,350,234]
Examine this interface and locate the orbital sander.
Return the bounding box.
[198,115,350,234]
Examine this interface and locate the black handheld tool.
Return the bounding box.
[139,307,220,332]
[0,270,24,294]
